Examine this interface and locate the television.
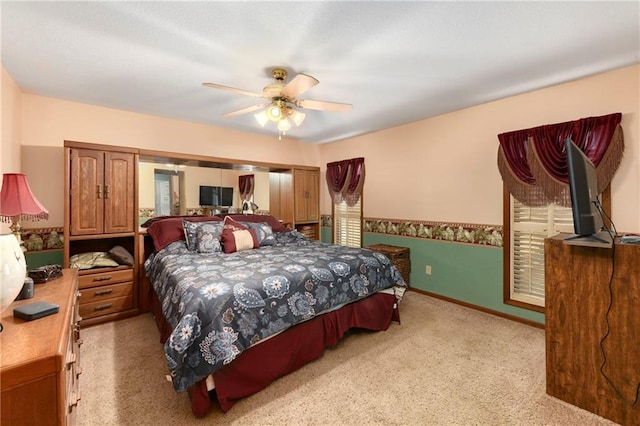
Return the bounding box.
[563,137,612,248]
[199,185,234,207]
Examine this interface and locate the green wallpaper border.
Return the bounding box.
[321,215,503,247]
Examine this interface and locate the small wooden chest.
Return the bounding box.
[367,244,411,285]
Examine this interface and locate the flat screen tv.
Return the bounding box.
[199,186,234,207]
[563,137,612,248]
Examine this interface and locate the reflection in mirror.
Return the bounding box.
[139,160,270,223]
[154,169,184,216]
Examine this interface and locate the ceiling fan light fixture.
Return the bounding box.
[277,118,291,132]
[266,104,282,122]
[254,111,268,127]
[291,110,306,127]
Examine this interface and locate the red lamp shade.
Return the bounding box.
[0,173,49,222]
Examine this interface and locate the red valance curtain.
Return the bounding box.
[497,113,623,207]
[326,157,365,206]
[238,174,254,202]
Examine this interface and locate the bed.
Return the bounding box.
[142,214,407,416]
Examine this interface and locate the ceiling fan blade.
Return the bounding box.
[203,82,264,98]
[295,99,352,112]
[281,74,319,99]
[223,103,269,118]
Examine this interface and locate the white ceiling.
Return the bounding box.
[2,2,639,144]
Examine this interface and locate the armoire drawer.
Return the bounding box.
[79,269,133,289]
[80,295,134,319]
[79,281,133,304]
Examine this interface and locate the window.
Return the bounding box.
[333,197,362,247]
[504,187,611,311]
[507,195,573,309]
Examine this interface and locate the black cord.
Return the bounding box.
[596,214,640,406]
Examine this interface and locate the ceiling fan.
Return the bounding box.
[203,68,352,136]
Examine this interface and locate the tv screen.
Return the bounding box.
[219,187,233,207]
[564,137,612,248]
[199,185,219,206]
[199,186,233,207]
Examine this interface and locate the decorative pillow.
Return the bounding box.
[146,216,220,251]
[221,228,259,253]
[183,220,223,252]
[217,214,290,233]
[241,222,276,246]
[195,222,224,253]
[223,215,249,231]
[69,252,119,270]
[108,245,134,266]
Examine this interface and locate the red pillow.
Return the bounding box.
[223,215,248,231]
[221,228,259,253]
[217,214,290,233]
[146,216,221,251]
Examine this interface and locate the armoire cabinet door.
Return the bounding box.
[69,149,135,236]
[70,149,105,235]
[104,152,135,233]
[294,169,319,222]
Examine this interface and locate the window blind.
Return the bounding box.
[510,196,573,306]
[333,198,362,247]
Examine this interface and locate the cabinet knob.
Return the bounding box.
[105,184,110,199]
[97,184,103,199]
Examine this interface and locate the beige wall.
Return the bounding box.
[1,67,24,233]
[318,64,640,233]
[3,64,639,233]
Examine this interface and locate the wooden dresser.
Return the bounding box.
[1,269,82,425]
[545,235,639,425]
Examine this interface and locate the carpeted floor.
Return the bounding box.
[77,292,616,425]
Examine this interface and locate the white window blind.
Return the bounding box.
[510,195,573,306]
[333,198,362,247]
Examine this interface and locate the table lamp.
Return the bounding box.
[0,173,49,323]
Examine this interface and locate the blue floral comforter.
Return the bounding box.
[145,231,406,392]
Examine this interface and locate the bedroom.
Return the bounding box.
[1,2,639,424]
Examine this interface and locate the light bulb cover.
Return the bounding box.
[278,118,291,131]
[254,111,268,127]
[291,110,306,127]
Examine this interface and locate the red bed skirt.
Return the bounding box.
[151,290,400,417]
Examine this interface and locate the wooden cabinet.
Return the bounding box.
[1,269,81,426]
[64,141,139,326]
[269,172,294,228]
[69,148,135,236]
[269,168,320,239]
[294,169,319,223]
[545,234,639,425]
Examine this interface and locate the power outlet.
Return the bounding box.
[425,265,432,275]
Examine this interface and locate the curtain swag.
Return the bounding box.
[238,174,254,202]
[326,157,365,206]
[497,113,623,207]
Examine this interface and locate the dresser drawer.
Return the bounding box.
[79,269,133,289]
[80,295,134,319]
[80,281,133,304]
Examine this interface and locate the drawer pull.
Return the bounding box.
[94,288,113,295]
[69,391,81,409]
[94,303,113,311]
[93,275,112,282]
[67,353,77,368]
[76,366,83,377]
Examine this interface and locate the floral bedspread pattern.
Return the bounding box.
[145,231,406,392]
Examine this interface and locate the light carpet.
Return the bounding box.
[77,292,616,425]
